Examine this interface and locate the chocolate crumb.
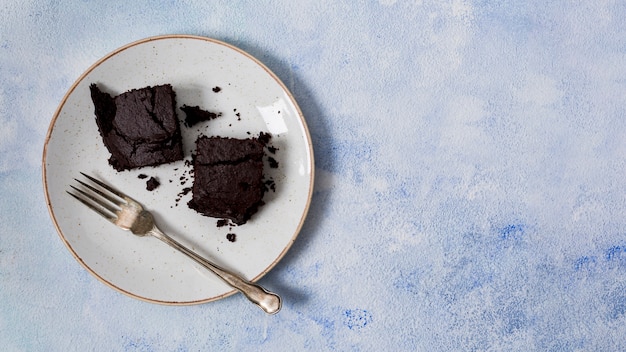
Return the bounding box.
[267,146,278,154]
[175,187,192,204]
[146,177,160,191]
[181,105,220,127]
[217,219,228,227]
[212,86,221,93]
[258,132,272,145]
[138,174,148,179]
[226,233,237,242]
[268,157,279,168]
[264,179,276,192]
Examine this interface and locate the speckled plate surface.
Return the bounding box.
[42,35,314,304]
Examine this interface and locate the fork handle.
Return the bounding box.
[149,227,282,314]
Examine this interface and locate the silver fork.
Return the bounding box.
[67,172,281,314]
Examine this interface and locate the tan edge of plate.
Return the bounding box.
[41,34,315,306]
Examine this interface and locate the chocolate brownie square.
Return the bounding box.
[89,84,184,171]
[188,136,265,225]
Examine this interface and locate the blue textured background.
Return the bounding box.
[2,1,626,350]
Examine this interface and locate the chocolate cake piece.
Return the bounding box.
[188,136,265,225]
[89,84,184,171]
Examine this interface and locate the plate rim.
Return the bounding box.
[41,34,315,305]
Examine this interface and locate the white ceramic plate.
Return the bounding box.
[43,35,314,304]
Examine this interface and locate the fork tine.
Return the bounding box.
[80,172,128,200]
[74,179,124,208]
[67,190,117,223]
[69,185,119,215]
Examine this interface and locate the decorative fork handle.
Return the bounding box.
[149,225,282,314]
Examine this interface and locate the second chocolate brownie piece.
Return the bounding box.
[188,136,265,225]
